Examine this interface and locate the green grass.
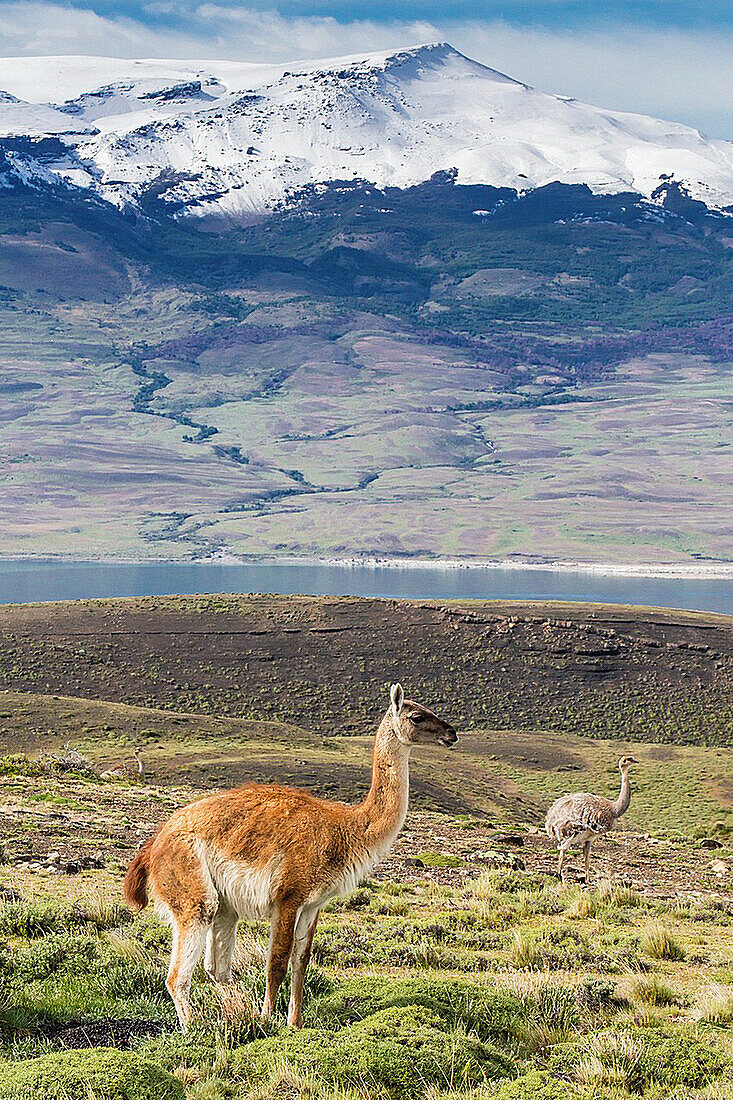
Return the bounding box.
[1,867,731,1100]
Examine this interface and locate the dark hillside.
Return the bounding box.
[0,596,730,744]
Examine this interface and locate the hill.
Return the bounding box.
[1,595,731,745]
[0,597,731,1100]
[0,171,731,564]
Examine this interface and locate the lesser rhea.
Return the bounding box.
[545,755,638,884]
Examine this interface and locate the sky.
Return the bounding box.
[0,2,731,137]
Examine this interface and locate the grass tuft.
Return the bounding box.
[510,930,543,971]
[693,984,733,1024]
[626,973,679,1006]
[640,924,685,961]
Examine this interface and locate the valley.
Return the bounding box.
[0,174,731,565]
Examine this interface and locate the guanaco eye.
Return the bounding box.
[410,714,426,724]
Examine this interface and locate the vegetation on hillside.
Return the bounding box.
[0,595,730,1099]
[0,172,731,562]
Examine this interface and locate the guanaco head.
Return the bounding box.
[618,755,639,772]
[390,683,458,748]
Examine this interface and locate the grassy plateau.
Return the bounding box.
[0,595,731,1099]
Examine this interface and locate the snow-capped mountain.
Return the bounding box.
[1,43,732,219]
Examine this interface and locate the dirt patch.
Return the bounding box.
[36,1017,168,1049]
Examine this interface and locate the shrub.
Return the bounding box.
[484,1069,585,1099]
[233,1005,513,1097]
[554,1027,730,1092]
[0,902,75,939]
[0,1048,183,1100]
[0,754,45,778]
[640,924,685,961]
[310,976,523,1045]
[11,934,98,983]
[135,1028,219,1074]
[467,871,541,900]
[574,979,618,1013]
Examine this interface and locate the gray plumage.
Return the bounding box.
[545,755,638,883]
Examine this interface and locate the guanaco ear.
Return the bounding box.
[390,682,404,718]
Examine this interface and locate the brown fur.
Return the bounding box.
[123,838,153,911]
[123,685,456,1030]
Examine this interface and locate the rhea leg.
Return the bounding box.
[261,903,298,1019]
[204,900,239,986]
[583,840,592,885]
[167,919,208,1032]
[288,907,319,1028]
[557,847,567,882]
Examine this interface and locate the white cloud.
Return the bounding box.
[0,3,729,136]
[449,22,733,137]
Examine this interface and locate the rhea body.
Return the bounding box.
[123,684,456,1031]
[545,755,638,884]
[101,746,144,780]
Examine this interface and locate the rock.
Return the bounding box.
[45,851,62,864]
[496,834,525,847]
[474,849,525,871]
[699,838,723,850]
[710,859,728,877]
[404,857,425,868]
[81,854,105,869]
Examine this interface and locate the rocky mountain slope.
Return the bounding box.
[1,43,732,219]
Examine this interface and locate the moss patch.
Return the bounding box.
[0,1048,183,1100]
[235,1005,513,1097]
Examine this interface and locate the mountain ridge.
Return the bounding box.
[1,42,732,220]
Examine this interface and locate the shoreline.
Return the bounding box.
[0,552,732,581]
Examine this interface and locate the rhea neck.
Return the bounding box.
[357,709,411,845]
[614,767,632,817]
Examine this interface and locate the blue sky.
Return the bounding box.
[0,1,731,136]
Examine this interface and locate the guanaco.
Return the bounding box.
[123,684,456,1031]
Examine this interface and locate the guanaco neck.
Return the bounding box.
[613,768,632,818]
[355,710,411,849]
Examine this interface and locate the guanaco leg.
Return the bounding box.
[288,907,320,1028]
[261,902,298,1019]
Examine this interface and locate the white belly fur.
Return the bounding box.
[195,839,282,920]
[194,834,396,920]
[309,848,380,908]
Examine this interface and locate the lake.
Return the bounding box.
[0,559,731,614]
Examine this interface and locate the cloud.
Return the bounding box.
[448,22,733,137]
[0,3,730,137]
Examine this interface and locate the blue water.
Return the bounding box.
[0,559,730,614]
